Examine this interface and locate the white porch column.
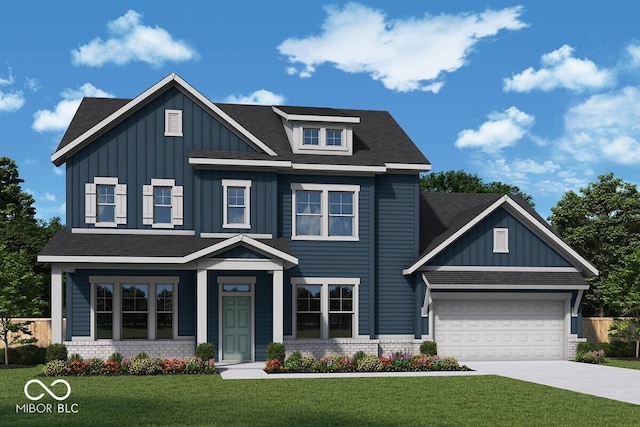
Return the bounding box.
[196,269,208,344]
[51,266,63,343]
[272,269,284,342]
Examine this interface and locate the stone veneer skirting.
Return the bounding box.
[64,339,196,360]
[568,336,586,361]
[283,338,423,359]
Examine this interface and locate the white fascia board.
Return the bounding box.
[189,157,291,169]
[402,195,510,275]
[423,266,580,273]
[37,255,186,264]
[272,106,360,123]
[428,283,590,290]
[71,228,196,236]
[290,163,386,173]
[502,197,599,277]
[52,73,178,166]
[385,163,432,172]
[239,235,298,266]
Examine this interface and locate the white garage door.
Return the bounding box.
[434,299,566,361]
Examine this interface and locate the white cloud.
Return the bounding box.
[52,167,64,177]
[626,43,640,67]
[0,89,25,112]
[278,3,527,92]
[504,45,614,92]
[71,10,198,68]
[25,77,39,92]
[559,85,640,164]
[0,65,15,85]
[455,106,534,153]
[32,83,114,133]
[223,89,286,105]
[42,193,57,202]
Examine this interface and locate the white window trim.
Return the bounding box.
[493,227,509,253]
[143,179,184,228]
[290,183,359,241]
[85,177,127,227]
[291,277,360,340]
[90,276,179,341]
[222,179,251,229]
[292,123,353,156]
[164,109,183,137]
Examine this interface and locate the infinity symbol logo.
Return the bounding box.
[24,379,71,401]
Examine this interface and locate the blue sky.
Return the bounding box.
[3,1,640,222]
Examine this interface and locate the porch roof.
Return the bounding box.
[38,232,297,268]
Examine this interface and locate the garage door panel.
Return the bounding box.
[434,299,566,361]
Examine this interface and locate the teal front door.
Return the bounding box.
[222,296,252,361]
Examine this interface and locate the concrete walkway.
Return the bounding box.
[218,360,640,405]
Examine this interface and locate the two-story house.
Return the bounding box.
[39,73,597,362]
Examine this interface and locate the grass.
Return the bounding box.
[2,366,640,426]
[605,358,640,370]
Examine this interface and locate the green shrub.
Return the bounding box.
[69,353,83,361]
[608,341,635,357]
[266,342,285,363]
[576,349,606,364]
[300,355,316,370]
[420,341,438,356]
[436,356,460,371]
[284,351,303,371]
[355,354,384,372]
[108,352,123,363]
[129,357,163,375]
[42,360,67,376]
[133,352,149,360]
[45,343,68,362]
[352,350,366,366]
[195,342,216,361]
[1,345,46,365]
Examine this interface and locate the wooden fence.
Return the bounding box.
[0,318,65,348]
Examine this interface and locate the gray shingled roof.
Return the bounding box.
[40,232,293,259]
[423,271,589,287]
[56,96,429,168]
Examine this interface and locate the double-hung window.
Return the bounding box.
[85,177,127,227]
[303,128,320,146]
[143,179,183,228]
[293,278,359,339]
[92,277,178,341]
[291,183,359,240]
[222,179,251,229]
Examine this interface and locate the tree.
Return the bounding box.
[549,173,640,316]
[420,170,534,206]
[0,246,45,365]
[602,249,640,358]
[0,157,36,221]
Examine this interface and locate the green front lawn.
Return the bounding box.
[605,358,640,370]
[2,366,639,426]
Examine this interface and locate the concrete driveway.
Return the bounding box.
[465,361,640,405]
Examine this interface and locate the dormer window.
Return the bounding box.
[303,128,320,146]
[273,106,358,156]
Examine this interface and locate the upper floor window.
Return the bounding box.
[164,109,183,137]
[303,128,320,146]
[291,183,359,241]
[326,129,342,147]
[143,179,183,228]
[85,177,127,227]
[222,179,251,229]
[493,228,509,253]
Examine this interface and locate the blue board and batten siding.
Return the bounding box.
[374,174,420,335]
[278,174,373,337]
[66,87,257,230]
[195,169,277,235]
[428,208,571,267]
[66,270,196,341]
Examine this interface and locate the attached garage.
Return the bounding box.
[433,296,568,361]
